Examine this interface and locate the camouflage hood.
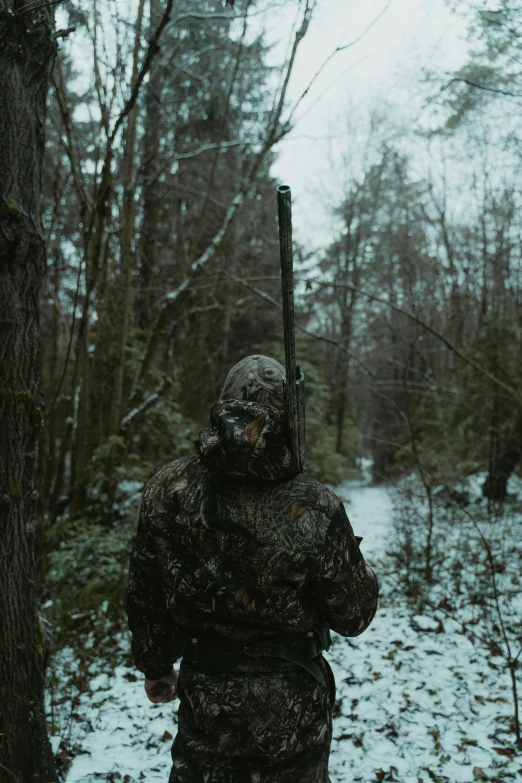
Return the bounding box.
[197,399,297,482]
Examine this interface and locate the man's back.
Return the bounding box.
[126,357,379,783]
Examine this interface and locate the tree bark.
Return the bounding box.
[334,296,355,454]
[109,0,146,436]
[482,411,522,502]
[0,4,57,781]
[137,0,162,333]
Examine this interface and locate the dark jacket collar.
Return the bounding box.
[197,400,297,482]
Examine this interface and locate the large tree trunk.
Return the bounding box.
[0,4,57,781]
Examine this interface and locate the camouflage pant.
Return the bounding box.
[169,657,335,783]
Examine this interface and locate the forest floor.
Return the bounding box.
[49,476,522,783]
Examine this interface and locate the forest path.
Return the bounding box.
[58,481,520,783]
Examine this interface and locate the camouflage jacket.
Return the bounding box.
[126,400,379,680]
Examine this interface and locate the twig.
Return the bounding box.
[0,764,19,782]
[309,279,522,408]
[130,0,316,400]
[13,0,66,15]
[189,0,253,262]
[45,0,177,424]
[429,475,521,741]
[50,66,91,212]
[285,1,390,125]
[229,275,375,379]
[44,256,84,425]
[173,12,241,23]
[109,0,176,145]
[119,376,175,434]
[448,76,522,100]
[141,139,257,194]
[54,26,75,39]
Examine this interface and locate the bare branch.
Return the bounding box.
[54,26,75,39]
[286,1,390,124]
[130,0,316,400]
[448,76,522,100]
[119,375,175,434]
[171,7,269,24]
[189,0,253,261]
[51,66,91,214]
[311,279,522,408]
[174,12,241,23]
[229,275,376,379]
[92,0,110,137]
[109,0,177,145]
[13,0,66,15]
[430,475,515,667]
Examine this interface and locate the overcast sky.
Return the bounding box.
[58,0,470,250]
[265,0,469,249]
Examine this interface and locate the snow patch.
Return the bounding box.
[51,481,522,782]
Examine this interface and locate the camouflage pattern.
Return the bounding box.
[222,354,285,409]
[126,397,379,780]
[171,656,335,782]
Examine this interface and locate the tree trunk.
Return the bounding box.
[0,4,57,781]
[109,0,146,436]
[333,286,356,454]
[482,411,522,502]
[220,110,244,382]
[137,0,162,333]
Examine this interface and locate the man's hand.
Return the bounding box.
[145,670,179,704]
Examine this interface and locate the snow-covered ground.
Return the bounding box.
[52,479,522,782]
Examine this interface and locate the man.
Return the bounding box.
[126,354,379,783]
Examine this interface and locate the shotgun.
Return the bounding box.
[277,184,306,473]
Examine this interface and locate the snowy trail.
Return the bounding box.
[57,482,521,783]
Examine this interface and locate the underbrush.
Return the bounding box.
[41,480,143,776]
[388,471,522,747]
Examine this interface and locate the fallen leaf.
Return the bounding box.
[492,746,513,757]
[473,769,489,781]
[162,730,173,741]
[353,732,364,747]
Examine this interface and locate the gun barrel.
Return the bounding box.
[277,184,306,472]
[277,184,297,397]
